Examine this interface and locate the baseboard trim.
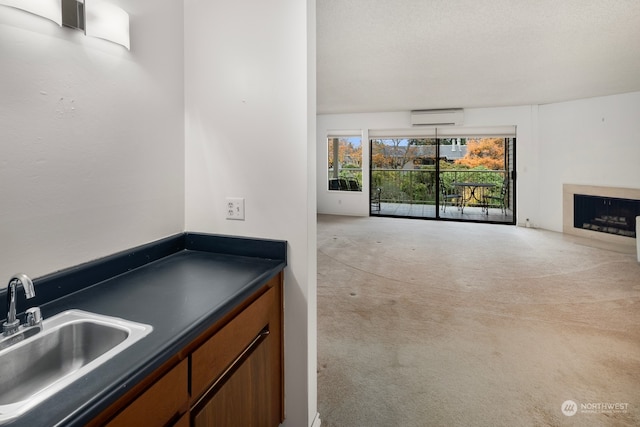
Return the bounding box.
[311,412,322,427]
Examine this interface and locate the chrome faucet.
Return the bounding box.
[3,273,41,337]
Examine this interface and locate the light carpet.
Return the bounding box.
[317,215,640,427]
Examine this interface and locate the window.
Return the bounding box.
[367,126,516,223]
[327,135,362,192]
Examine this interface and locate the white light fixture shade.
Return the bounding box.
[85,0,129,49]
[0,0,62,26]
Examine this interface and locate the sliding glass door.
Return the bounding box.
[370,127,516,225]
[370,137,439,218]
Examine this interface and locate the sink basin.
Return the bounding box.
[0,309,152,424]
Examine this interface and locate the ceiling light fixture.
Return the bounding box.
[85,0,129,50]
[0,0,62,26]
[2,0,129,50]
[61,0,84,30]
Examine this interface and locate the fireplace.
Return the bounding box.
[574,194,639,238]
[563,184,640,250]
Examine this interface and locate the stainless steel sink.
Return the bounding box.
[0,309,153,424]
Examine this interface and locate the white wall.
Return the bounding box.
[0,0,185,279]
[537,91,640,232]
[184,1,317,426]
[317,107,537,225]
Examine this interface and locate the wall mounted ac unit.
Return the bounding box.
[410,109,464,126]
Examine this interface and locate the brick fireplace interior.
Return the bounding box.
[563,184,640,251]
[574,194,639,238]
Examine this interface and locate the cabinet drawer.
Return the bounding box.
[191,286,275,401]
[107,359,188,427]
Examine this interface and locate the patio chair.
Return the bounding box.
[485,178,508,214]
[347,178,361,191]
[440,181,461,212]
[329,178,349,191]
[371,187,381,212]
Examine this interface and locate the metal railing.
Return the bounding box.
[371,168,507,207]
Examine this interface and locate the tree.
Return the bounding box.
[455,138,505,170]
[342,140,362,167]
[371,139,420,169]
[371,140,392,168]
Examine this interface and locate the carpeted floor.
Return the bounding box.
[317,214,640,427]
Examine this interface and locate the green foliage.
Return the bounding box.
[373,163,505,206]
[339,169,362,186]
[372,169,437,204]
[370,137,507,207]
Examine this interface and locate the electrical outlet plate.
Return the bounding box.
[226,197,245,220]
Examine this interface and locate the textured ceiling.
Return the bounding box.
[317,0,640,114]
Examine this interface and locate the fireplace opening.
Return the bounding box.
[574,194,640,238]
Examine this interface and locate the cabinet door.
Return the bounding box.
[106,359,188,427]
[192,335,272,427]
[191,286,275,402]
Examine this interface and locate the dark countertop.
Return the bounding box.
[1,233,287,427]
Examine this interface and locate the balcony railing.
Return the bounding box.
[371,168,508,208]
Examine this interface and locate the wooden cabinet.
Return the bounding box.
[192,332,272,426]
[106,359,189,427]
[92,273,284,427]
[190,275,284,427]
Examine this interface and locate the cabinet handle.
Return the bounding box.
[191,328,270,410]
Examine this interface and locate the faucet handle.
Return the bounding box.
[25,307,42,327]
